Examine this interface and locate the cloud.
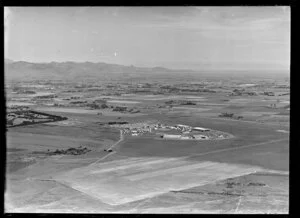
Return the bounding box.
[4,7,12,57]
[131,7,289,33]
[158,12,289,44]
[113,7,201,24]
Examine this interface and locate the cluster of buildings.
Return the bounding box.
[161,134,209,140]
[118,122,211,138]
[159,124,211,140]
[156,124,210,133]
[123,127,152,136]
[120,122,157,136]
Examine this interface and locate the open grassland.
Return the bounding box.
[188,139,289,171]
[34,107,145,117]
[121,172,288,214]
[8,122,119,142]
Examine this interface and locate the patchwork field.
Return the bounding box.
[5,73,289,213]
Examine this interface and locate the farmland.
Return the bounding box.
[5,62,289,213]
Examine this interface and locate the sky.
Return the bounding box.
[4,7,290,70]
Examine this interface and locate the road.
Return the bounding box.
[90,130,124,166]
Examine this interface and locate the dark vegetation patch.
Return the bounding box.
[108,121,128,125]
[7,109,68,128]
[32,146,92,156]
[98,121,129,125]
[247,182,266,187]
[226,182,241,188]
[278,93,289,96]
[224,181,265,188]
[219,112,243,120]
[230,89,257,96]
[261,91,275,96]
[165,100,196,106]
[112,106,140,113]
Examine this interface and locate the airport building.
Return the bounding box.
[192,127,210,132]
[162,134,195,140]
[162,134,181,139]
[176,124,190,128]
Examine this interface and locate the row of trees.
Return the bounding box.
[219,112,243,120]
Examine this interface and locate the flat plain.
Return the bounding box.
[5,67,289,213]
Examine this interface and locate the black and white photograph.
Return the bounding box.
[4,6,290,214]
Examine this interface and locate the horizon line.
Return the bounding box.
[5,58,290,72]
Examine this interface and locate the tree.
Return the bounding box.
[100,103,108,109]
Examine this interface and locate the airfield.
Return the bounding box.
[5,73,289,213]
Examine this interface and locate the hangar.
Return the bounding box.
[192,127,210,132]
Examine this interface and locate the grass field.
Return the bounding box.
[5,88,289,213]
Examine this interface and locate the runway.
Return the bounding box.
[54,156,265,205]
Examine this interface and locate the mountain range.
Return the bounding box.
[4,59,194,81]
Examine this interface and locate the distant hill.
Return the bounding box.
[4,58,14,64]
[4,61,194,81]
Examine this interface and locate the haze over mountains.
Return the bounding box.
[5,59,289,81]
[4,59,191,81]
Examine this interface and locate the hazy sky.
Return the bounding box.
[5,7,290,70]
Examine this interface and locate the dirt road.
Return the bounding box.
[90,130,124,165]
